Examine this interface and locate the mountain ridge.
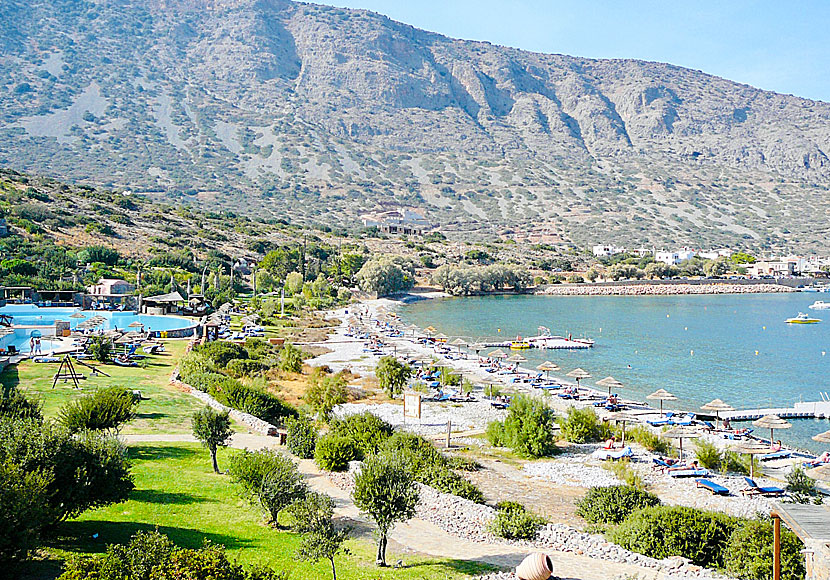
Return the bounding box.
[1,0,829,251]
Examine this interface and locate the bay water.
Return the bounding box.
[400,293,830,454]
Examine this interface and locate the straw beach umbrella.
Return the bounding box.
[807,464,830,482]
[506,354,527,363]
[647,389,678,417]
[605,411,639,446]
[487,349,507,359]
[69,312,86,319]
[537,361,560,378]
[450,338,467,353]
[752,414,792,446]
[567,368,591,389]
[661,425,701,461]
[596,376,623,397]
[812,430,830,444]
[733,440,769,479]
[701,399,735,428]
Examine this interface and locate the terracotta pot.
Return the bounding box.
[516,552,554,580]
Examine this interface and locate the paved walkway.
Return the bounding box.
[123,434,662,579]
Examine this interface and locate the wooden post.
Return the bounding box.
[446,420,452,449]
[773,514,781,580]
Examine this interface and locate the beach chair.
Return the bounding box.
[652,458,677,471]
[758,450,791,461]
[741,477,785,496]
[695,479,730,495]
[670,413,696,426]
[647,417,671,426]
[591,446,633,461]
[669,468,709,478]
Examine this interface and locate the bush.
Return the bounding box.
[693,439,722,470]
[558,407,612,444]
[214,380,297,426]
[88,336,112,362]
[278,343,304,373]
[576,485,661,524]
[329,412,394,456]
[609,505,738,567]
[786,466,821,504]
[0,460,53,563]
[58,387,138,434]
[723,519,805,580]
[626,426,671,455]
[0,417,133,537]
[229,449,287,501]
[314,435,361,472]
[196,341,248,367]
[501,394,558,457]
[304,369,348,421]
[285,415,317,459]
[489,501,546,540]
[485,420,508,447]
[604,461,645,489]
[58,531,286,580]
[420,464,485,503]
[226,359,262,378]
[0,389,43,421]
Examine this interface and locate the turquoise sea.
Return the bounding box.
[400,293,830,454]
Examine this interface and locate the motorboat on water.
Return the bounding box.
[808,301,830,310]
[785,312,821,324]
[509,340,531,350]
[526,326,594,349]
[802,284,830,293]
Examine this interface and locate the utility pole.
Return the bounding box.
[301,234,307,281]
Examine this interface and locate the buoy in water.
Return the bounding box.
[690,350,694,356]
[763,326,766,330]
[667,314,670,318]
[755,350,759,356]
[684,327,688,331]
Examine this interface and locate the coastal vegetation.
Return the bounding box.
[489,501,547,540]
[575,486,661,525]
[486,394,558,458]
[191,406,234,474]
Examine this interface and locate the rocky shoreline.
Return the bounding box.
[536,283,794,296]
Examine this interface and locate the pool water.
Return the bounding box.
[0,305,195,353]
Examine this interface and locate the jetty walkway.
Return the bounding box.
[722,397,830,421]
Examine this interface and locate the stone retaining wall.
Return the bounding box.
[169,340,278,437]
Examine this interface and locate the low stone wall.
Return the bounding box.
[169,340,278,437]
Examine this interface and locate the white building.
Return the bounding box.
[592,245,626,258]
[655,247,696,265]
[697,248,732,260]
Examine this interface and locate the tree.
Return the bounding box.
[703,258,729,278]
[375,356,412,398]
[304,369,348,421]
[258,457,308,527]
[284,272,304,296]
[191,407,233,474]
[352,454,419,566]
[278,343,304,373]
[88,336,113,363]
[355,257,416,296]
[58,387,139,434]
[288,492,351,580]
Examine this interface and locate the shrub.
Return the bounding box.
[304,369,348,421]
[88,335,112,362]
[421,464,485,503]
[285,415,317,459]
[314,435,361,472]
[214,381,297,426]
[58,387,139,434]
[723,519,805,580]
[489,501,546,540]
[501,394,558,457]
[576,485,661,524]
[58,531,286,580]
[786,466,821,504]
[329,412,394,456]
[244,338,272,360]
[693,439,722,470]
[196,341,248,367]
[0,460,53,563]
[558,407,612,444]
[226,359,262,378]
[191,407,233,473]
[485,420,508,447]
[229,449,287,501]
[609,505,738,567]
[626,426,671,455]
[0,389,43,421]
[278,343,304,373]
[604,461,645,489]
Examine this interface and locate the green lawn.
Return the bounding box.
[35,442,492,580]
[1,341,207,434]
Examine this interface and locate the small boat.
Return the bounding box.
[786,312,821,324]
[510,341,531,350]
[808,301,830,310]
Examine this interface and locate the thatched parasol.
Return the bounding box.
[647,389,678,416]
[812,430,830,444]
[701,398,735,428]
[566,368,591,388]
[661,425,701,461]
[506,354,527,364]
[450,338,468,353]
[536,361,560,378]
[127,321,145,328]
[732,440,769,479]
[424,326,437,335]
[807,464,830,482]
[596,376,623,397]
[488,349,507,359]
[605,411,640,445]
[69,312,86,319]
[752,414,792,445]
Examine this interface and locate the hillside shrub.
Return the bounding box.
[420,464,485,503]
[304,368,348,421]
[626,426,671,455]
[58,387,139,434]
[609,505,738,567]
[285,415,317,459]
[501,394,558,457]
[213,380,297,426]
[196,341,248,367]
[277,343,304,373]
[226,359,263,378]
[576,485,661,524]
[329,412,393,456]
[558,407,612,444]
[314,435,361,472]
[0,390,43,421]
[723,519,805,580]
[489,501,547,540]
[786,466,821,504]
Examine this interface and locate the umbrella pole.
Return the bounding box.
[660,400,664,417]
[679,438,683,462]
[622,423,626,446]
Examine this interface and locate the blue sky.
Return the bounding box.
[320,0,830,102]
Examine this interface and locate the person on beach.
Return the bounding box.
[34,337,42,355]
[29,336,35,353]
[667,460,699,472]
[770,440,782,452]
[603,436,619,450]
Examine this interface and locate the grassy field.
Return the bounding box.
[33,442,491,580]
[1,341,208,434]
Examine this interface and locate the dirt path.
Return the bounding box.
[122,434,661,579]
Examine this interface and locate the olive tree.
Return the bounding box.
[191,407,233,473]
[288,492,351,580]
[352,454,419,566]
[375,356,411,398]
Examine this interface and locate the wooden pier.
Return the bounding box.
[722,396,830,421]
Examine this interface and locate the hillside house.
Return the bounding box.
[86,278,136,307]
[361,208,431,236]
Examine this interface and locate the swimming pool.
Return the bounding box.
[0,305,197,353]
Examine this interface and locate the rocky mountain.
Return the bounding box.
[1,0,830,251]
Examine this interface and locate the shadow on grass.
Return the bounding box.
[50,520,255,555]
[135,412,166,420]
[396,557,495,576]
[130,488,213,506]
[128,445,199,462]
[1,365,21,393]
